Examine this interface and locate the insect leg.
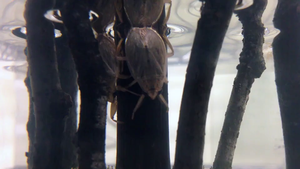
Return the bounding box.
[110,99,124,123]
[132,94,145,119]
[115,31,123,52]
[117,86,140,96]
[116,79,141,96]
[159,78,169,112]
[117,80,141,96]
[235,0,243,8]
[115,80,145,120]
[163,77,169,84]
[107,92,115,103]
[161,1,174,57]
[115,30,127,71]
[163,0,172,25]
[116,38,124,55]
[158,94,169,112]
[163,35,174,57]
[117,56,126,61]
[114,0,124,23]
[110,99,118,122]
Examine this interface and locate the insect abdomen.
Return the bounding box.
[125,27,167,99]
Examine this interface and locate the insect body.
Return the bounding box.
[125,27,168,117]
[122,0,174,57]
[123,0,165,27]
[113,0,173,118]
[92,0,120,122]
[125,28,167,99]
[97,33,118,103]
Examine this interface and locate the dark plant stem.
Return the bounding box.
[173,0,237,168]
[24,0,72,168]
[24,23,79,169]
[212,0,267,168]
[114,1,171,169]
[61,0,113,168]
[273,0,300,168]
[55,23,79,169]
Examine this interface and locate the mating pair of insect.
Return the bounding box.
[92,0,174,122]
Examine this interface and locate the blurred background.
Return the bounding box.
[0,0,285,168]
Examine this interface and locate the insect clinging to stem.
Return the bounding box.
[113,0,174,119]
[91,0,120,123]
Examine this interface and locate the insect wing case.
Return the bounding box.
[125,28,167,99]
[97,34,118,102]
[123,0,164,27]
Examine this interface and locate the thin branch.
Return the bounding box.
[173,0,238,168]
[212,0,267,168]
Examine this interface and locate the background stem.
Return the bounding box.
[212,1,267,168]
[174,0,237,168]
[273,0,300,168]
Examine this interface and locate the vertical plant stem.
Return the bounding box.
[173,0,237,168]
[61,0,114,168]
[24,0,72,168]
[24,22,79,169]
[55,22,79,169]
[273,0,300,168]
[212,0,267,168]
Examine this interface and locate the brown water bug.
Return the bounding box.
[97,33,131,123]
[116,0,174,57]
[91,0,127,123]
[123,0,166,27]
[112,0,174,120]
[118,27,169,119]
[94,27,119,123]
[96,34,118,99]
